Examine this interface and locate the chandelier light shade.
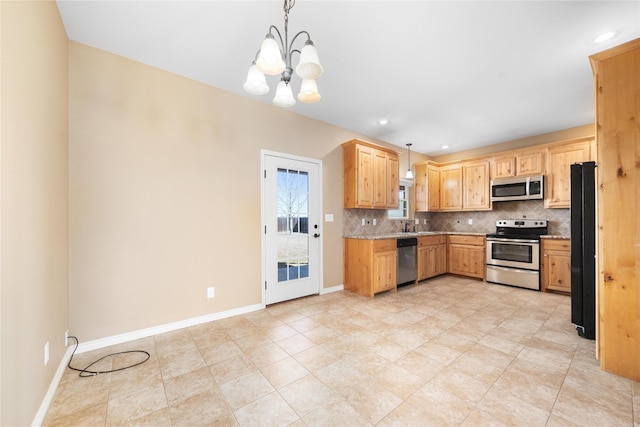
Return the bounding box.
[243,64,270,95]
[243,0,323,108]
[405,143,414,179]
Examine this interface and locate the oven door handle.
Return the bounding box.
[486,265,539,274]
[487,237,539,244]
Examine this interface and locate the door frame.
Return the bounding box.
[260,149,323,307]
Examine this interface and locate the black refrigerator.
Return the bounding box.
[570,161,596,340]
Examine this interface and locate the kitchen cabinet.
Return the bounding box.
[540,238,571,294]
[492,149,544,178]
[439,164,463,211]
[447,235,485,279]
[343,139,400,209]
[344,238,396,297]
[414,162,440,212]
[462,160,491,211]
[590,38,640,381]
[545,138,593,208]
[417,235,447,281]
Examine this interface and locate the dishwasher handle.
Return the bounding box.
[397,238,418,248]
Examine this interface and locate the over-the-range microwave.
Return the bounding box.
[490,175,544,202]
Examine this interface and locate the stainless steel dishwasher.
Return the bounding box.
[397,238,417,286]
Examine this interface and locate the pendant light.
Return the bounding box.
[405,143,414,179]
[243,0,323,108]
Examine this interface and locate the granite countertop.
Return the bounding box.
[541,235,570,239]
[343,231,487,240]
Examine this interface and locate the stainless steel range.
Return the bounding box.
[486,219,548,290]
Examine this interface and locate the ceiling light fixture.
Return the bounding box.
[594,31,615,43]
[377,119,390,125]
[405,143,414,179]
[441,145,449,150]
[243,0,323,108]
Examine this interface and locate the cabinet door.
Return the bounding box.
[434,244,447,276]
[463,161,490,211]
[373,150,388,208]
[386,154,399,209]
[440,165,462,211]
[517,151,544,175]
[428,165,441,211]
[448,244,484,279]
[546,140,591,208]
[414,163,428,212]
[417,245,430,281]
[356,146,374,207]
[493,156,516,178]
[541,240,571,294]
[373,250,396,293]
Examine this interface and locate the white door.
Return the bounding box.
[262,151,322,305]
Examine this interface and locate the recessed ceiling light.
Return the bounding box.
[377,119,390,125]
[594,32,615,43]
[441,145,449,150]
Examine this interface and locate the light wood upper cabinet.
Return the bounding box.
[414,162,440,212]
[463,160,491,211]
[492,149,544,178]
[343,140,400,209]
[517,151,544,176]
[439,164,463,211]
[545,139,593,208]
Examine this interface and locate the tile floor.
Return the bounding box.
[44,276,639,426]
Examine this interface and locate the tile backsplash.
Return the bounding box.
[343,200,570,237]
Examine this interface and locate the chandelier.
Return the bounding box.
[243,0,323,108]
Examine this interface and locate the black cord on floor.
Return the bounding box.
[67,336,151,377]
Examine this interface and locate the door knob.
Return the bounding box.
[314,233,320,238]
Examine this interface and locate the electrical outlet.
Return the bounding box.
[65,330,68,347]
[44,342,49,366]
[207,287,215,298]
[468,218,473,225]
[415,219,419,224]
[372,218,377,226]
[361,218,365,226]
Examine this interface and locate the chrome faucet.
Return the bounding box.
[404,221,410,232]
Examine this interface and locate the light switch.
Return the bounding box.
[325,214,334,222]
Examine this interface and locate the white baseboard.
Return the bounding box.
[75,303,264,354]
[320,284,344,294]
[32,346,74,427]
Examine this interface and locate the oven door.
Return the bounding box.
[486,238,539,270]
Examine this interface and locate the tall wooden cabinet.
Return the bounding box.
[439,164,463,211]
[463,161,491,211]
[343,140,399,209]
[590,38,640,381]
[414,162,441,212]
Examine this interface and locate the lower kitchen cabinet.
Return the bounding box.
[418,235,447,281]
[541,238,571,294]
[344,238,396,297]
[447,235,485,279]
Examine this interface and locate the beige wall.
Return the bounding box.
[68,42,408,342]
[1,1,69,425]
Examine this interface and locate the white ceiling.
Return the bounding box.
[55,1,640,157]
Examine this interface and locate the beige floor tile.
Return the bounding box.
[302,400,371,427]
[260,356,309,388]
[430,367,494,404]
[44,278,639,427]
[106,382,168,425]
[234,391,299,427]
[279,374,342,417]
[218,371,275,410]
[168,390,237,427]
[164,366,218,406]
[157,347,206,380]
[208,353,257,385]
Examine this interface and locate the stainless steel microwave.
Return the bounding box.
[490,175,544,201]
